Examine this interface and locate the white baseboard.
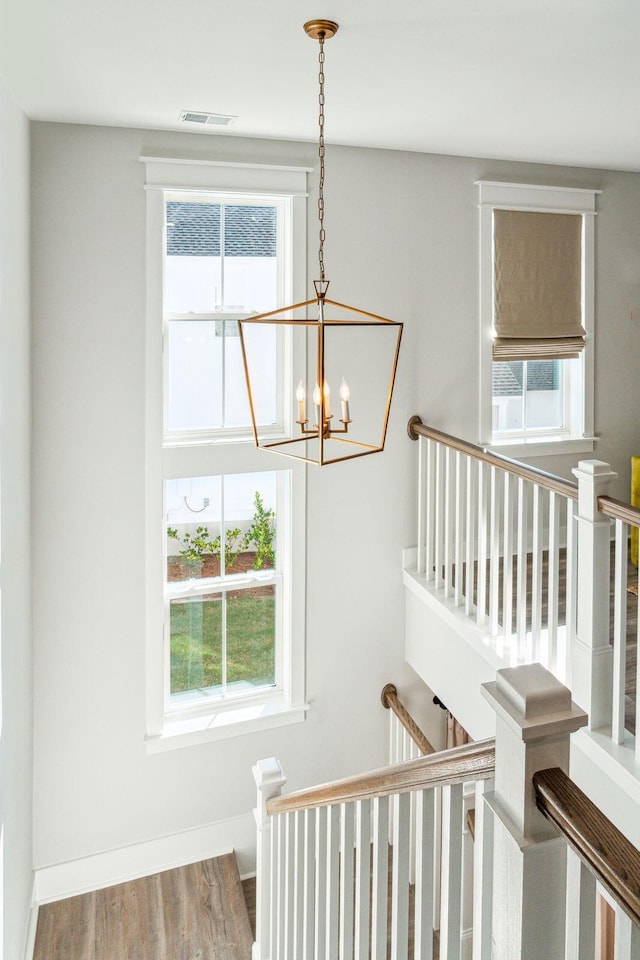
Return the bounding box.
[34,812,256,904]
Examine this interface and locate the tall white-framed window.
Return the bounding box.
[143,157,309,750]
[477,180,599,457]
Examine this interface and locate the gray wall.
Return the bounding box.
[0,77,32,957]
[30,121,640,880]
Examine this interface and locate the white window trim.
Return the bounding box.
[477,180,599,457]
[142,157,309,748]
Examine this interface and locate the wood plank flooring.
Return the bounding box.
[34,853,253,960]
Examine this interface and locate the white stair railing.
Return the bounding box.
[407,415,640,773]
[254,664,640,960]
[253,740,496,960]
[408,416,579,680]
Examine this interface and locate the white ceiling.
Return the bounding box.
[2,0,640,171]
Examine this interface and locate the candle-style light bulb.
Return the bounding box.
[313,382,321,425]
[296,380,306,422]
[323,380,332,418]
[340,377,350,421]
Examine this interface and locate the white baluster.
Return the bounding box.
[414,789,435,960]
[425,438,435,581]
[564,498,578,685]
[418,435,426,575]
[284,812,295,959]
[516,478,528,661]
[615,909,640,959]
[394,713,402,766]
[276,814,288,960]
[391,791,411,960]
[565,847,596,960]
[472,779,494,960]
[314,806,327,960]
[435,443,444,590]
[371,795,389,960]
[354,799,372,960]
[531,485,543,663]
[439,782,463,960]
[292,810,305,960]
[502,472,514,661]
[339,803,355,960]
[302,808,316,960]
[465,455,476,618]
[548,490,560,674]
[253,757,286,960]
[444,447,453,598]
[613,517,628,745]
[326,804,340,960]
[490,466,500,638]
[477,462,488,626]
[454,451,464,607]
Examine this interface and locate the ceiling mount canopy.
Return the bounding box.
[303,19,339,40]
[239,18,403,467]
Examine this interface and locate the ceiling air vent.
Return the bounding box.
[180,111,238,126]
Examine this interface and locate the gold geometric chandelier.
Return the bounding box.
[239,19,403,466]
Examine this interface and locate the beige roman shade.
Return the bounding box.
[493,209,585,361]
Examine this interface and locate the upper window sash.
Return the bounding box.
[162,191,291,442]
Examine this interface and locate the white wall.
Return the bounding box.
[30,123,420,886]
[400,150,640,493]
[30,122,640,889]
[0,77,33,957]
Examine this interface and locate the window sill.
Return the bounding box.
[145,697,308,753]
[487,436,597,459]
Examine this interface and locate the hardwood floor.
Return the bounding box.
[34,854,253,960]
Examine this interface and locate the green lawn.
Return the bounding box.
[170,590,275,695]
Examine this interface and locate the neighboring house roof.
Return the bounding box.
[493,360,559,397]
[166,202,277,257]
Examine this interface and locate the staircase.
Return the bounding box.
[252,667,640,960]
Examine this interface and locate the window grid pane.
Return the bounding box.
[164,195,281,436]
[165,472,280,706]
[492,359,567,437]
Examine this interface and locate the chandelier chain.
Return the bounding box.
[317,32,326,281]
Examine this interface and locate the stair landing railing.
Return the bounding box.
[254,664,640,960]
[408,415,640,763]
[407,415,579,680]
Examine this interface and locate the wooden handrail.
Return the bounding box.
[266,738,495,816]
[534,767,640,928]
[381,683,436,756]
[597,495,640,530]
[407,415,578,502]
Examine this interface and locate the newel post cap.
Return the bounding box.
[482,663,587,741]
[253,756,287,792]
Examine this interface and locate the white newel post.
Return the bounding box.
[253,757,287,960]
[572,459,616,728]
[482,663,588,960]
